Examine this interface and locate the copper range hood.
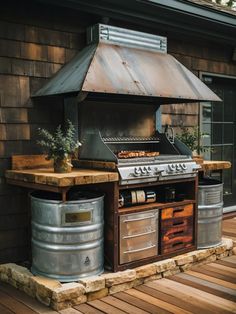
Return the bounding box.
[34,24,220,104]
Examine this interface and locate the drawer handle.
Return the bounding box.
[173,230,184,236]
[173,221,184,226]
[173,208,184,213]
[124,244,156,254]
[123,214,156,223]
[123,230,156,239]
[172,241,183,247]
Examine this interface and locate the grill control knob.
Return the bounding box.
[147,166,152,174]
[134,167,142,176]
[141,167,147,175]
[176,164,181,171]
[181,163,187,170]
[168,164,175,171]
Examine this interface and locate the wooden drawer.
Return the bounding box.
[161,204,193,220]
[161,216,193,230]
[160,216,194,254]
[161,235,193,254]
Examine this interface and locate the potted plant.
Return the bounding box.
[37,120,81,173]
[176,126,211,165]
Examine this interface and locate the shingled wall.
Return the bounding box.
[0,2,96,263]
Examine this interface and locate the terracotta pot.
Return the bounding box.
[53,156,72,173]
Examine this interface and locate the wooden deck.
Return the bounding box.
[0,217,235,314]
[223,216,236,245]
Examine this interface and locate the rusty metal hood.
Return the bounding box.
[34,24,220,103]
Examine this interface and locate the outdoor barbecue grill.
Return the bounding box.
[79,131,201,185]
[34,23,221,271]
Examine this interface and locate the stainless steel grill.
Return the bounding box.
[79,131,200,185]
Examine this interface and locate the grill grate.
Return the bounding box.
[102,136,160,144]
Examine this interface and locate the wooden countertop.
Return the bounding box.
[5,168,119,187]
[201,160,231,172]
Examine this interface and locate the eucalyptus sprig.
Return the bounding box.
[37,120,81,160]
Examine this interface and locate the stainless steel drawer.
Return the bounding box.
[119,209,158,264]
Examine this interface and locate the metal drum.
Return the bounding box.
[30,190,104,282]
[197,178,223,249]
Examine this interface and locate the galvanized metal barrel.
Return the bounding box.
[197,178,223,249]
[30,190,104,282]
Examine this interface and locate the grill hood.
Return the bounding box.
[34,24,220,104]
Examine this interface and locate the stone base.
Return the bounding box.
[0,238,233,310]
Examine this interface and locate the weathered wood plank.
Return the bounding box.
[187,270,236,290]
[216,259,236,269]
[0,125,30,141]
[114,291,171,314]
[147,278,236,314]
[135,285,194,314]
[0,75,30,108]
[192,265,236,284]
[0,283,58,314]
[201,161,231,171]
[126,288,188,314]
[87,299,127,314]
[12,155,53,170]
[74,303,104,314]
[0,109,28,123]
[0,303,14,314]
[0,289,37,314]
[169,272,236,302]
[6,168,119,187]
[101,295,149,314]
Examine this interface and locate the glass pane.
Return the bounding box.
[223,169,232,195]
[202,102,212,122]
[212,88,223,122]
[211,145,222,160]
[212,123,222,144]
[202,123,211,146]
[223,145,233,164]
[224,124,234,144]
[224,90,234,122]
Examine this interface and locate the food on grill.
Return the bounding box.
[117,151,159,158]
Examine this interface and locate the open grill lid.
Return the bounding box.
[34,24,220,104]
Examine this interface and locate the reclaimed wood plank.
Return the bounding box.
[0,289,38,314]
[149,278,236,313]
[6,168,118,188]
[126,288,188,314]
[114,291,171,314]
[59,308,83,314]
[208,262,236,276]
[192,265,236,284]
[0,283,58,314]
[87,299,127,314]
[145,280,220,314]
[216,259,236,268]
[187,270,236,290]
[136,285,196,314]
[201,161,231,172]
[101,295,149,314]
[168,272,236,302]
[73,303,103,314]
[0,303,14,314]
[12,155,53,170]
